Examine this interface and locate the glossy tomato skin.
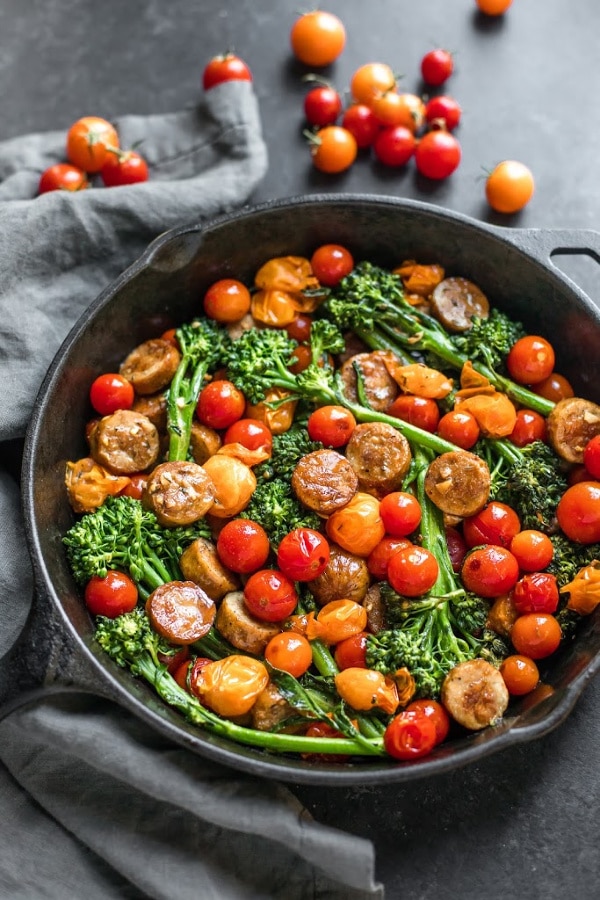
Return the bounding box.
[509,530,554,572]
[461,545,520,598]
[556,481,600,543]
[277,528,330,582]
[66,116,119,173]
[415,130,461,179]
[307,404,356,447]
[513,572,559,615]
[38,162,89,193]
[290,10,346,67]
[341,104,381,148]
[405,698,450,744]
[387,395,440,433]
[224,418,273,453]
[367,536,412,580]
[508,409,547,447]
[387,545,439,597]
[533,372,574,403]
[286,314,312,343]
[373,126,416,167]
[420,49,454,86]
[264,632,313,677]
[101,151,149,186]
[310,126,357,174]
[485,160,534,214]
[197,380,246,429]
[384,709,438,760]
[510,613,562,659]
[424,95,462,131]
[476,0,514,13]
[304,86,343,128]
[119,473,148,501]
[203,279,251,323]
[506,336,555,385]
[84,571,138,618]
[462,501,521,549]
[216,519,270,574]
[446,525,468,573]
[89,373,134,415]
[379,492,422,537]
[334,632,369,670]
[243,569,298,622]
[583,435,600,479]
[350,62,396,104]
[500,654,539,695]
[310,244,354,287]
[202,54,252,89]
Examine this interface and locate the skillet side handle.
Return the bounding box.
[498,226,600,272]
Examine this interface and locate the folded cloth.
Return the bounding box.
[0,84,383,900]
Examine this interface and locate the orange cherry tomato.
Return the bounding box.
[307,405,357,448]
[371,92,425,133]
[476,0,514,16]
[290,10,346,67]
[500,655,540,696]
[203,279,251,323]
[335,667,399,715]
[510,614,562,659]
[325,492,385,556]
[316,599,368,644]
[506,336,555,385]
[66,116,119,173]
[193,655,269,717]
[310,126,358,174]
[532,372,574,403]
[437,410,480,450]
[350,62,396,104]
[264,632,313,677]
[485,160,534,213]
[556,481,600,544]
[509,530,554,572]
[202,454,256,518]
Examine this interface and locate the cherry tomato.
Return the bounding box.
[264,632,313,677]
[556,481,600,544]
[405,698,450,744]
[309,126,357,174]
[499,655,539,695]
[532,372,574,403]
[310,244,354,287]
[203,278,252,323]
[415,130,461,180]
[301,720,350,763]
[304,85,343,127]
[290,10,346,67]
[509,530,554,572]
[437,410,480,449]
[194,656,269,717]
[350,62,396,104]
[334,632,369,670]
[461,545,520,598]
[420,49,454,86]
[277,528,330,582]
[508,409,547,448]
[84,570,138,618]
[506,335,555,385]
[243,569,298,622]
[341,104,381,148]
[289,344,312,375]
[424,95,462,131]
[371,93,425,133]
[583,435,600,480]
[373,125,416,167]
[202,53,252,89]
[325,492,385,556]
[197,379,246,429]
[476,0,514,16]
[216,519,270,574]
[89,373,134,415]
[101,150,149,187]
[66,116,119,173]
[379,491,422,537]
[307,405,356,447]
[317,599,368,644]
[119,473,148,501]
[335,667,399,714]
[387,545,439,597]
[462,501,521,549]
[513,572,559,615]
[160,328,179,348]
[485,160,535,214]
[387,395,440,433]
[185,656,213,696]
[286,314,313,343]
[384,709,438,760]
[38,162,89,194]
[223,418,273,454]
[510,613,562,660]
[446,525,468,573]
[367,536,412,580]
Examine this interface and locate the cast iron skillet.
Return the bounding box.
[22,195,600,785]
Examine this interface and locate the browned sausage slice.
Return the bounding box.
[430,277,490,333]
[143,460,215,526]
[251,683,298,732]
[179,537,239,600]
[132,391,168,433]
[339,351,399,411]
[441,658,509,730]
[425,450,490,517]
[345,422,412,497]
[308,544,370,606]
[291,449,358,515]
[90,409,160,474]
[363,583,386,634]
[215,591,280,655]
[146,580,215,645]
[120,338,181,395]
[546,397,600,464]
[189,422,222,465]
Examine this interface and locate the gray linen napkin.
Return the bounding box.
[0,83,383,899]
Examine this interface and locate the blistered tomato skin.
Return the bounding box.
[461,545,520,598]
[513,572,559,615]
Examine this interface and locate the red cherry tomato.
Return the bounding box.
[334,632,369,670]
[420,49,454,86]
[310,244,354,287]
[216,519,270,574]
[286,314,313,343]
[202,54,252,89]
[379,491,422,537]
[373,125,416,167]
[508,409,547,447]
[384,709,438,760]
[387,545,439,597]
[307,405,357,447]
[405,698,450,744]
[66,116,119,173]
[437,410,480,449]
[461,545,520,598]
[304,85,343,127]
[532,372,574,403]
[89,373,134,415]
[415,130,461,180]
[506,336,555,385]
[203,278,252,323]
[290,10,346,67]
[513,572,559,615]
[264,632,313,677]
[462,501,521,549]
[223,418,273,454]
[387,395,440,433]
[424,95,462,131]
[160,328,179,348]
[197,379,246,429]
[119,473,148,501]
[38,162,89,194]
[367,536,412,580]
[556,481,600,544]
[276,528,330,582]
[84,571,138,618]
[185,656,215,696]
[510,613,561,659]
[509,530,554,572]
[309,126,358,174]
[243,569,298,622]
[341,104,381,148]
[101,150,149,187]
[583,435,600,479]
[499,654,539,695]
[446,525,468,573]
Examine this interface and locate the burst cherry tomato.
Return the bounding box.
[508,409,547,447]
[387,395,440,433]
[513,572,559,615]
[197,379,245,429]
[243,569,298,622]
[341,104,381,148]
[334,632,369,670]
[485,160,535,214]
[583,435,600,480]
[367,537,412,580]
[101,150,149,186]
[304,85,343,127]
[461,545,520,598]
[415,130,461,180]
[216,519,270,574]
[325,492,385,556]
[405,698,450,744]
[420,49,454,86]
[185,656,215,696]
[510,613,562,660]
[202,53,252,89]
[309,126,358,174]
[66,116,119,173]
[379,491,422,537]
[532,372,574,403]
[499,655,539,695]
[277,528,330,582]
[223,418,273,453]
[509,530,554,572]
[373,125,416,167]
[424,95,462,131]
[89,373,134,415]
[317,599,368,644]
[84,571,138,618]
[462,501,521,549]
[38,162,89,194]
[387,545,439,597]
[476,0,514,16]
[350,62,396,104]
[264,632,313,677]
[290,10,346,67]
[384,709,438,760]
[203,278,252,323]
[437,410,480,449]
[307,405,356,447]
[506,335,555,385]
[556,482,600,544]
[310,244,354,287]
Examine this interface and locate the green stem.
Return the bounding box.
[167,360,209,461]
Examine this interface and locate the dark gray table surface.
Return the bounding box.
[2,1,599,897]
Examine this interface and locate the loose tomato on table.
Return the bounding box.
[556,481,600,543]
[223,418,273,454]
[243,569,298,622]
[290,10,346,67]
[309,126,358,174]
[379,491,422,537]
[341,104,381,148]
[101,150,149,186]
[509,529,554,572]
[499,654,539,696]
[264,632,313,677]
[66,116,119,173]
[84,570,138,618]
[476,0,514,13]
[203,278,252,323]
[387,545,439,597]
[384,708,438,760]
[197,379,246,429]
[277,528,330,582]
[334,632,369,670]
[414,130,461,180]
[310,244,354,287]
[424,95,462,131]
[461,545,520,598]
[216,518,270,573]
[485,160,535,214]
[420,49,454,86]
[387,395,440,433]
[367,536,412,580]
[89,373,134,415]
[350,62,396,104]
[38,162,89,194]
[513,572,559,615]
[510,613,562,660]
[373,126,416,167]
[303,85,343,128]
[462,501,521,549]
[437,410,480,449]
[202,53,252,89]
[307,404,356,447]
[506,335,555,385]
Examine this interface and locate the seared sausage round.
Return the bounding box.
[251,683,298,732]
[215,591,280,655]
[430,277,490,333]
[363,583,386,634]
[90,409,160,474]
[132,391,168,433]
[425,450,490,518]
[119,338,181,395]
[339,351,399,411]
[441,658,509,730]
[143,460,215,526]
[189,422,222,465]
[345,422,412,497]
[146,580,215,645]
[291,449,358,515]
[179,537,238,601]
[546,397,600,464]
[308,543,370,606]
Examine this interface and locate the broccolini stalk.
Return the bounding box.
[167,319,231,461]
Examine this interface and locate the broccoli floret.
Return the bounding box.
[95,606,176,671]
[255,423,323,483]
[547,534,600,587]
[451,309,526,374]
[240,478,321,548]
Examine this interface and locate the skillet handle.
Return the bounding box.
[497,226,600,272]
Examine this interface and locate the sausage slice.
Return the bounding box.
[430,277,490,333]
[189,422,222,465]
[339,351,399,411]
[215,591,280,655]
[143,460,215,526]
[441,658,509,730]
[546,397,600,464]
[425,450,490,517]
[132,391,168,433]
[146,580,215,645]
[90,409,160,474]
[251,683,298,732]
[363,583,386,634]
[179,537,239,601]
[120,338,181,395]
[345,422,412,497]
[291,449,358,515]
